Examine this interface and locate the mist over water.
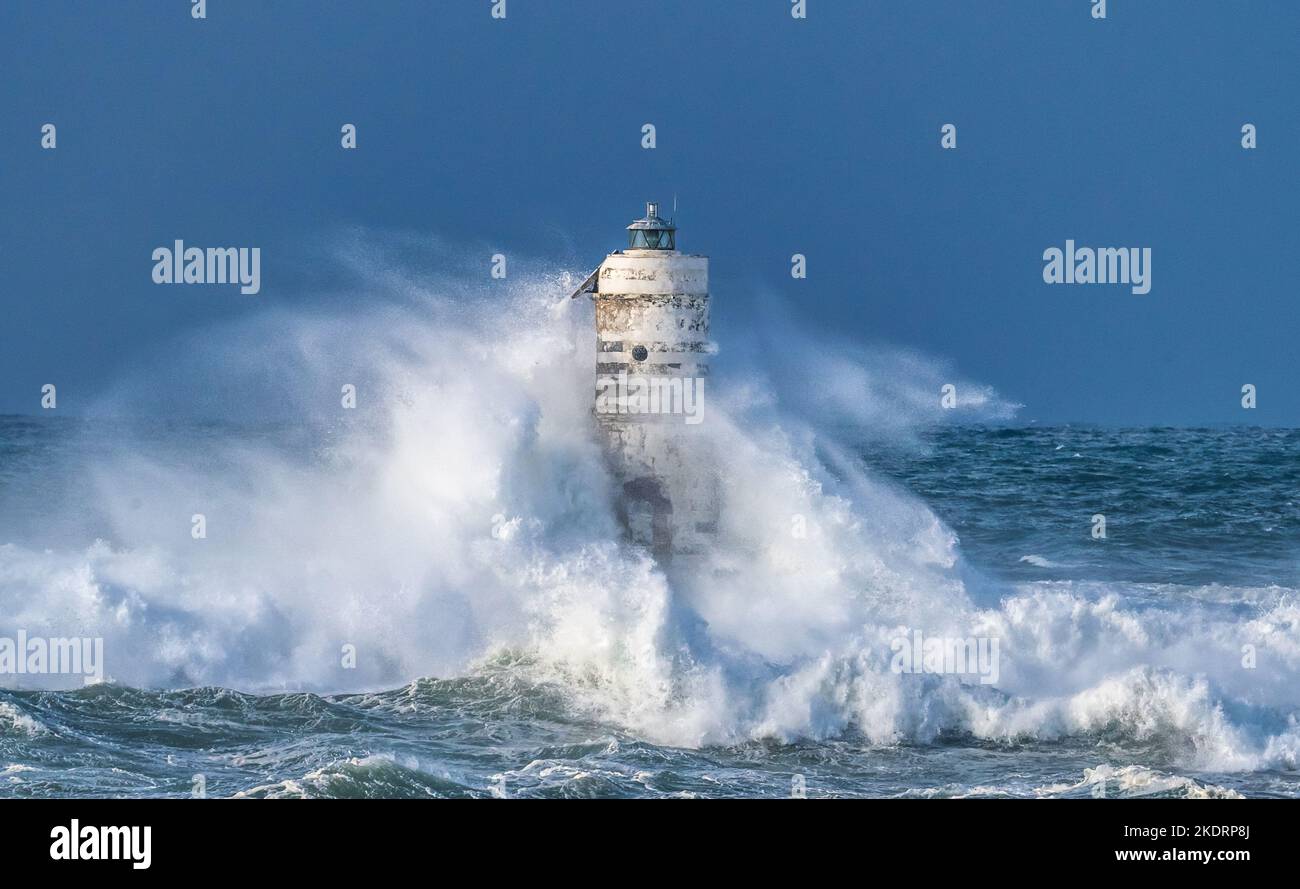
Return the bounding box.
[2,235,1298,796]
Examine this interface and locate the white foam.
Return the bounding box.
[1019,554,1059,568]
[1,235,1296,772]
[0,701,48,737]
[1037,764,1244,799]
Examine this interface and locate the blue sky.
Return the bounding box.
[2,0,1297,423]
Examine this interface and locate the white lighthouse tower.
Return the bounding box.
[573,202,718,562]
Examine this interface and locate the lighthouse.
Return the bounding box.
[572,202,718,562]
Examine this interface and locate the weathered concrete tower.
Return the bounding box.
[573,202,718,562]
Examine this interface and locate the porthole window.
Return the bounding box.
[632,345,649,362]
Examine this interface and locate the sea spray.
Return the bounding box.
[0,233,1296,775]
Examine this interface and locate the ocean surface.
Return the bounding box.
[3,416,1296,799]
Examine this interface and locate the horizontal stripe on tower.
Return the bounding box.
[597,340,711,353]
[595,363,709,375]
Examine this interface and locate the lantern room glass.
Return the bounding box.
[629,229,674,250]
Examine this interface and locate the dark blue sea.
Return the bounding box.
[2,418,1297,798]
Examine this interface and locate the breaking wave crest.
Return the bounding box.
[1,232,1297,774]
